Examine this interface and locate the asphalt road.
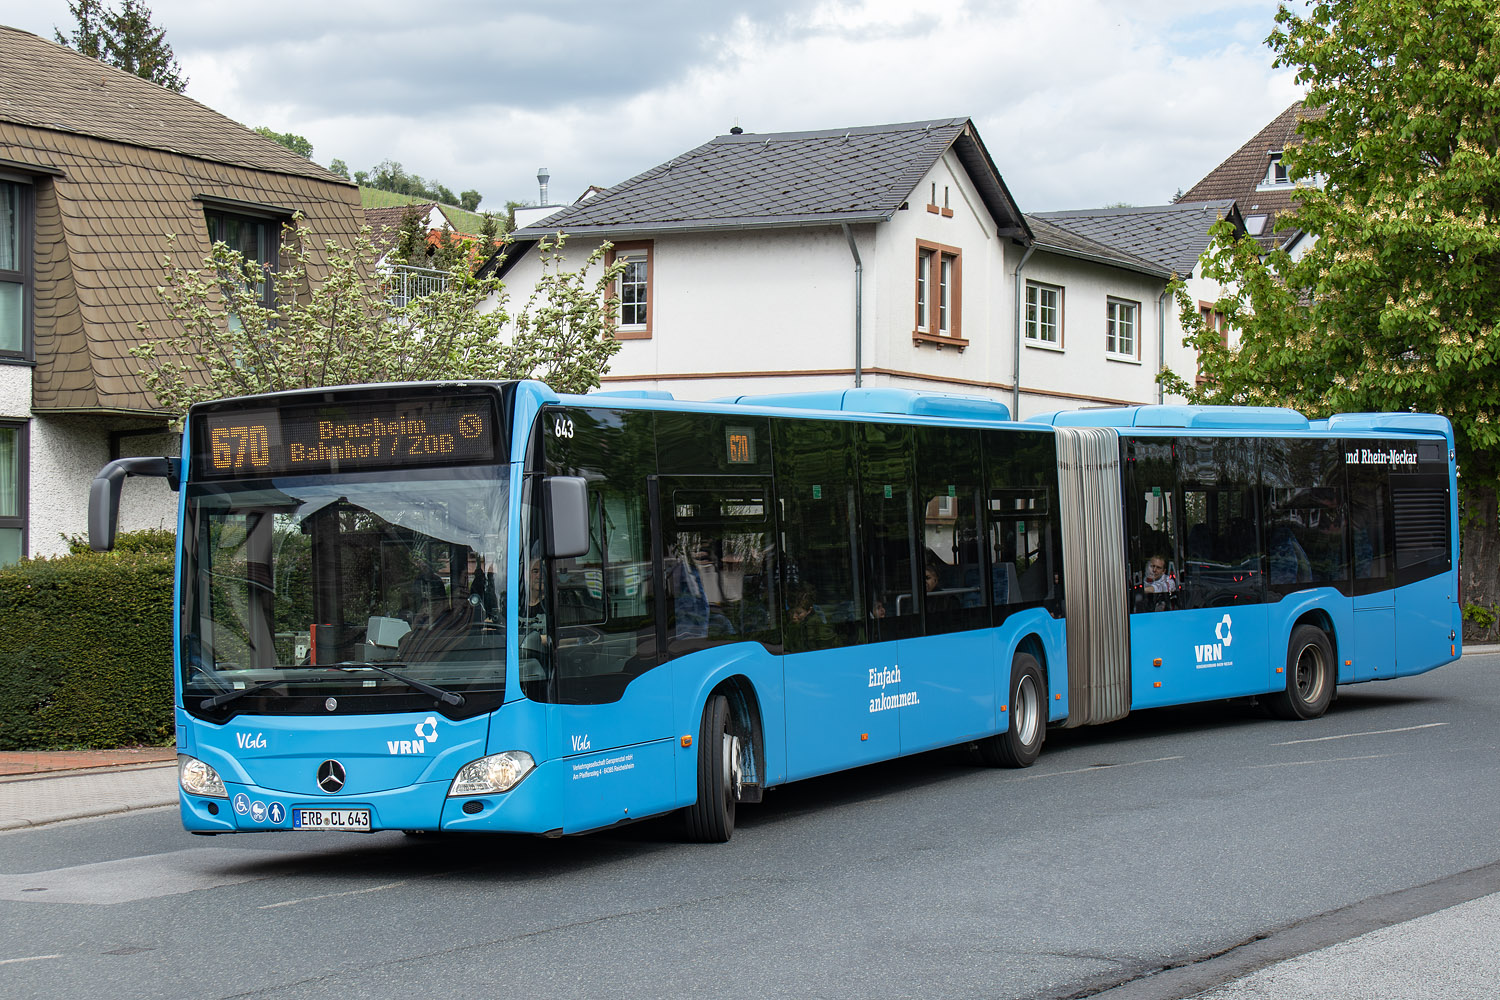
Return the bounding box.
[2,652,1497,1000]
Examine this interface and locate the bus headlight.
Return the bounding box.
[178,755,227,798]
[449,751,535,796]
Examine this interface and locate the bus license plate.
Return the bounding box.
[292,808,371,831]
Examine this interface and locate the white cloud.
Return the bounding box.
[11,0,1300,213]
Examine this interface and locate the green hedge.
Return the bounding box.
[0,533,176,749]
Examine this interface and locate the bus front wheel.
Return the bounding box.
[684,694,736,843]
[979,653,1046,768]
[1270,625,1335,720]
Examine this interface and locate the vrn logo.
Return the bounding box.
[1195,614,1234,664]
[236,732,267,749]
[571,734,591,752]
[387,716,440,755]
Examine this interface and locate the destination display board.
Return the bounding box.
[194,394,499,478]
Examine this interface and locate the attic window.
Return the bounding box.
[1260,153,1291,188]
[1244,214,1268,236]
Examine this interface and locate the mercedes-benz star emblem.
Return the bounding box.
[317,759,346,793]
[324,697,338,712]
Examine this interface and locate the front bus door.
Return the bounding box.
[538,405,676,833]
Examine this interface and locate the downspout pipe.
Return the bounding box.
[1011,243,1036,417]
[842,223,863,388]
[1157,288,1169,404]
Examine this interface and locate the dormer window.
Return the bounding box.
[1262,153,1291,187]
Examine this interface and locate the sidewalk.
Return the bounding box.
[0,747,177,830]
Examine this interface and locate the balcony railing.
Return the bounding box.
[386,264,448,307]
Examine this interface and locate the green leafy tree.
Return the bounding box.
[55,0,188,93]
[254,127,313,159]
[328,158,351,180]
[131,220,627,411]
[1166,0,1500,637]
[364,159,479,209]
[478,211,505,252]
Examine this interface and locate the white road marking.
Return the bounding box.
[1251,753,1405,769]
[259,880,407,909]
[1021,755,1184,780]
[0,954,62,965]
[1272,723,1448,746]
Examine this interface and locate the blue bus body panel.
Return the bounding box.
[178,700,568,835]
[1130,604,1271,709]
[1397,574,1460,676]
[784,641,901,781]
[549,665,676,834]
[898,629,998,753]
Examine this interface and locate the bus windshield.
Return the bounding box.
[181,468,509,719]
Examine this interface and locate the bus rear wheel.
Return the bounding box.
[684,694,736,842]
[979,653,1045,768]
[1270,625,1335,720]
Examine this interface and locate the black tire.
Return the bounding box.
[1269,624,1335,720]
[684,694,735,842]
[979,653,1046,768]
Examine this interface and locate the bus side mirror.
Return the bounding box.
[88,457,178,552]
[546,476,590,559]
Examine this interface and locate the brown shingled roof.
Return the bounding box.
[1,27,366,416]
[0,25,349,185]
[363,203,438,257]
[1180,102,1324,249]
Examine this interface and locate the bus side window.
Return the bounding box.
[1347,444,1395,594]
[1263,438,1346,595]
[916,425,986,636]
[861,423,919,641]
[1178,437,1261,609]
[1126,438,1178,613]
[554,489,606,627]
[984,428,1059,614]
[542,405,658,705]
[775,418,863,652]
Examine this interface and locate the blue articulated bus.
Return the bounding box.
[89,380,1460,841]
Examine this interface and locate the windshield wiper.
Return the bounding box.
[199,678,289,711]
[329,662,465,707]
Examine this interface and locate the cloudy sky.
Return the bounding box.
[12,1,1302,214]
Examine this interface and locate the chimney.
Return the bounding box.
[537,167,550,205]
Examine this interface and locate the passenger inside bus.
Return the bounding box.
[1143,553,1177,593]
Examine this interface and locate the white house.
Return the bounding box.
[483,118,1238,417]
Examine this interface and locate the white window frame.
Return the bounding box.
[1025,280,1062,347]
[1105,297,1140,360]
[1259,152,1291,189]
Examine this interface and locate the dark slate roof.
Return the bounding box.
[1023,216,1172,280]
[1030,200,1242,277]
[0,25,350,185]
[504,117,1030,243]
[1179,102,1323,249]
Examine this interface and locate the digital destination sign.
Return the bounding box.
[196,395,499,478]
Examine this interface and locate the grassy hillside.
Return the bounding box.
[358,186,493,235]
